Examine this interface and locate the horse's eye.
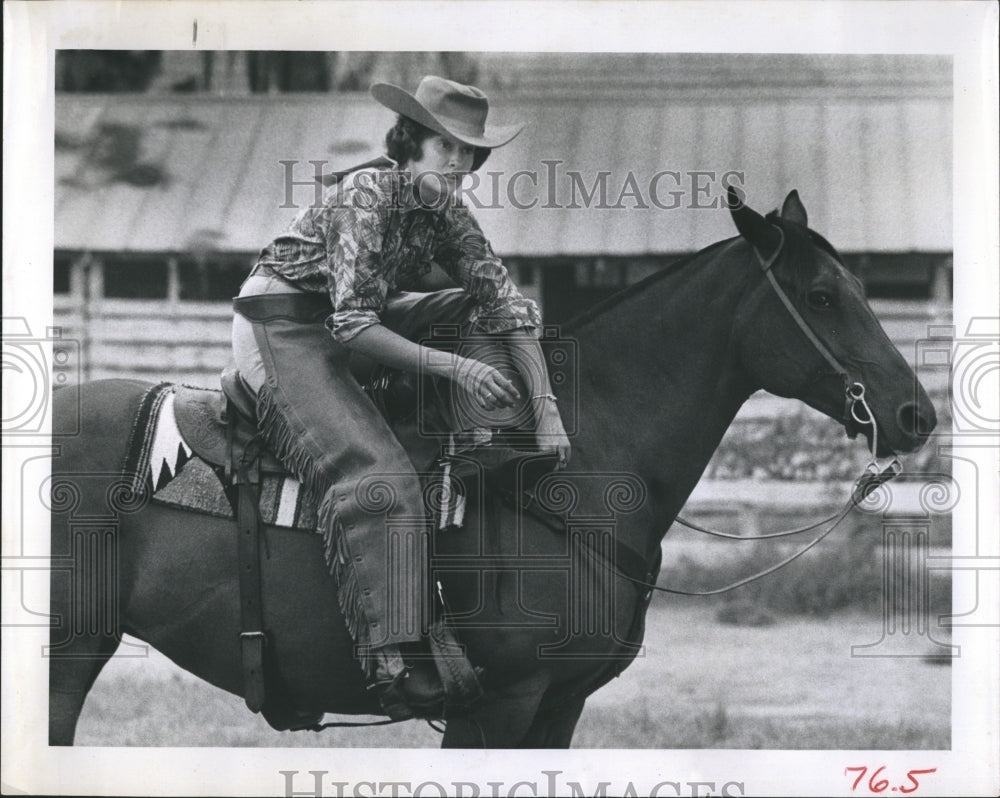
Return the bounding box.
[808,290,835,309]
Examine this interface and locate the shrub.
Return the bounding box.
[705,400,953,481]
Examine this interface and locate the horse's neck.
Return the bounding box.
[567,241,756,556]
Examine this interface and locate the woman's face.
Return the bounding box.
[406,133,475,203]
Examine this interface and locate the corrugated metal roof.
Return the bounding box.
[480,53,952,99]
[55,90,952,257]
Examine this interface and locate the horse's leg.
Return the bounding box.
[48,380,147,745]
[48,638,121,746]
[48,559,122,746]
[518,696,586,748]
[440,672,551,749]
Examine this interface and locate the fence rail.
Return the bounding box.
[53,295,952,396]
[50,295,952,522]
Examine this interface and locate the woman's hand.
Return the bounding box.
[454,357,520,410]
[534,401,572,468]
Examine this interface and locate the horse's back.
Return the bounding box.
[53,379,157,469]
[50,378,160,549]
[49,379,164,743]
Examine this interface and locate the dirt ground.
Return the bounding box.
[74,600,951,748]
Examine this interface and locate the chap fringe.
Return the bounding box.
[255,385,375,679]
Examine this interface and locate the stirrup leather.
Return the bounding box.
[427,619,483,715]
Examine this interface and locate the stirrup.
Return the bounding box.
[369,627,485,720]
[371,660,445,721]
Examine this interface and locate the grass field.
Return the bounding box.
[74,600,950,748]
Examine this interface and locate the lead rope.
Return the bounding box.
[671,382,898,543]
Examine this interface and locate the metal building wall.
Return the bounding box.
[55,87,951,257]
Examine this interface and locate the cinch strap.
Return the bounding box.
[235,431,267,713]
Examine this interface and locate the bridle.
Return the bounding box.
[584,224,903,596]
[755,227,866,436]
[748,225,900,474]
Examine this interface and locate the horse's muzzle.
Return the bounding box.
[893,399,937,453]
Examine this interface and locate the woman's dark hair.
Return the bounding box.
[384,114,490,171]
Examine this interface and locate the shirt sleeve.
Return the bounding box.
[322,200,390,343]
[434,205,542,334]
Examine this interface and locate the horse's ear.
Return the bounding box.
[728,184,782,255]
[780,190,808,226]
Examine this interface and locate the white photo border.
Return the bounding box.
[3,1,998,796]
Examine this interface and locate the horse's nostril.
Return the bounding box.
[897,401,937,438]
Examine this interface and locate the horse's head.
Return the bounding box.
[728,186,936,456]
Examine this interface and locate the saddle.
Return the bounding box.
[173,372,284,478]
[172,368,548,730]
[173,367,551,496]
[167,373,313,729]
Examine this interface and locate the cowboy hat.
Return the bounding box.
[370,75,524,149]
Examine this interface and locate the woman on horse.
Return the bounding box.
[231,75,571,720]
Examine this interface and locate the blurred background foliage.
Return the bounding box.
[704,402,952,482]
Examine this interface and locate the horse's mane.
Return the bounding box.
[562,213,849,333]
[562,237,737,333]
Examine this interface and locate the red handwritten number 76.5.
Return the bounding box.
[845,767,938,794]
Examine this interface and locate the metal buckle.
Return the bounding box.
[852,457,902,505]
[848,382,873,425]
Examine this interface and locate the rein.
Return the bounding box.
[524,226,904,597]
[309,225,908,728]
[521,454,899,599]
[650,227,902,594]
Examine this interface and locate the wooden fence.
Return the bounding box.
[51,293,953,537]
[53,294,952,400]
[54,296,234,387]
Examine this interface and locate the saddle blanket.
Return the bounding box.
[125,383,465,531]
[155,457,321,531]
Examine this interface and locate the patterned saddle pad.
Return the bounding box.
[122,383,469,531]
[155,457,323,531]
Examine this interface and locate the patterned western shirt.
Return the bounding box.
[252,165,541,343]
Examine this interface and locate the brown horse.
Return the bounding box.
[48,189,935,747]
